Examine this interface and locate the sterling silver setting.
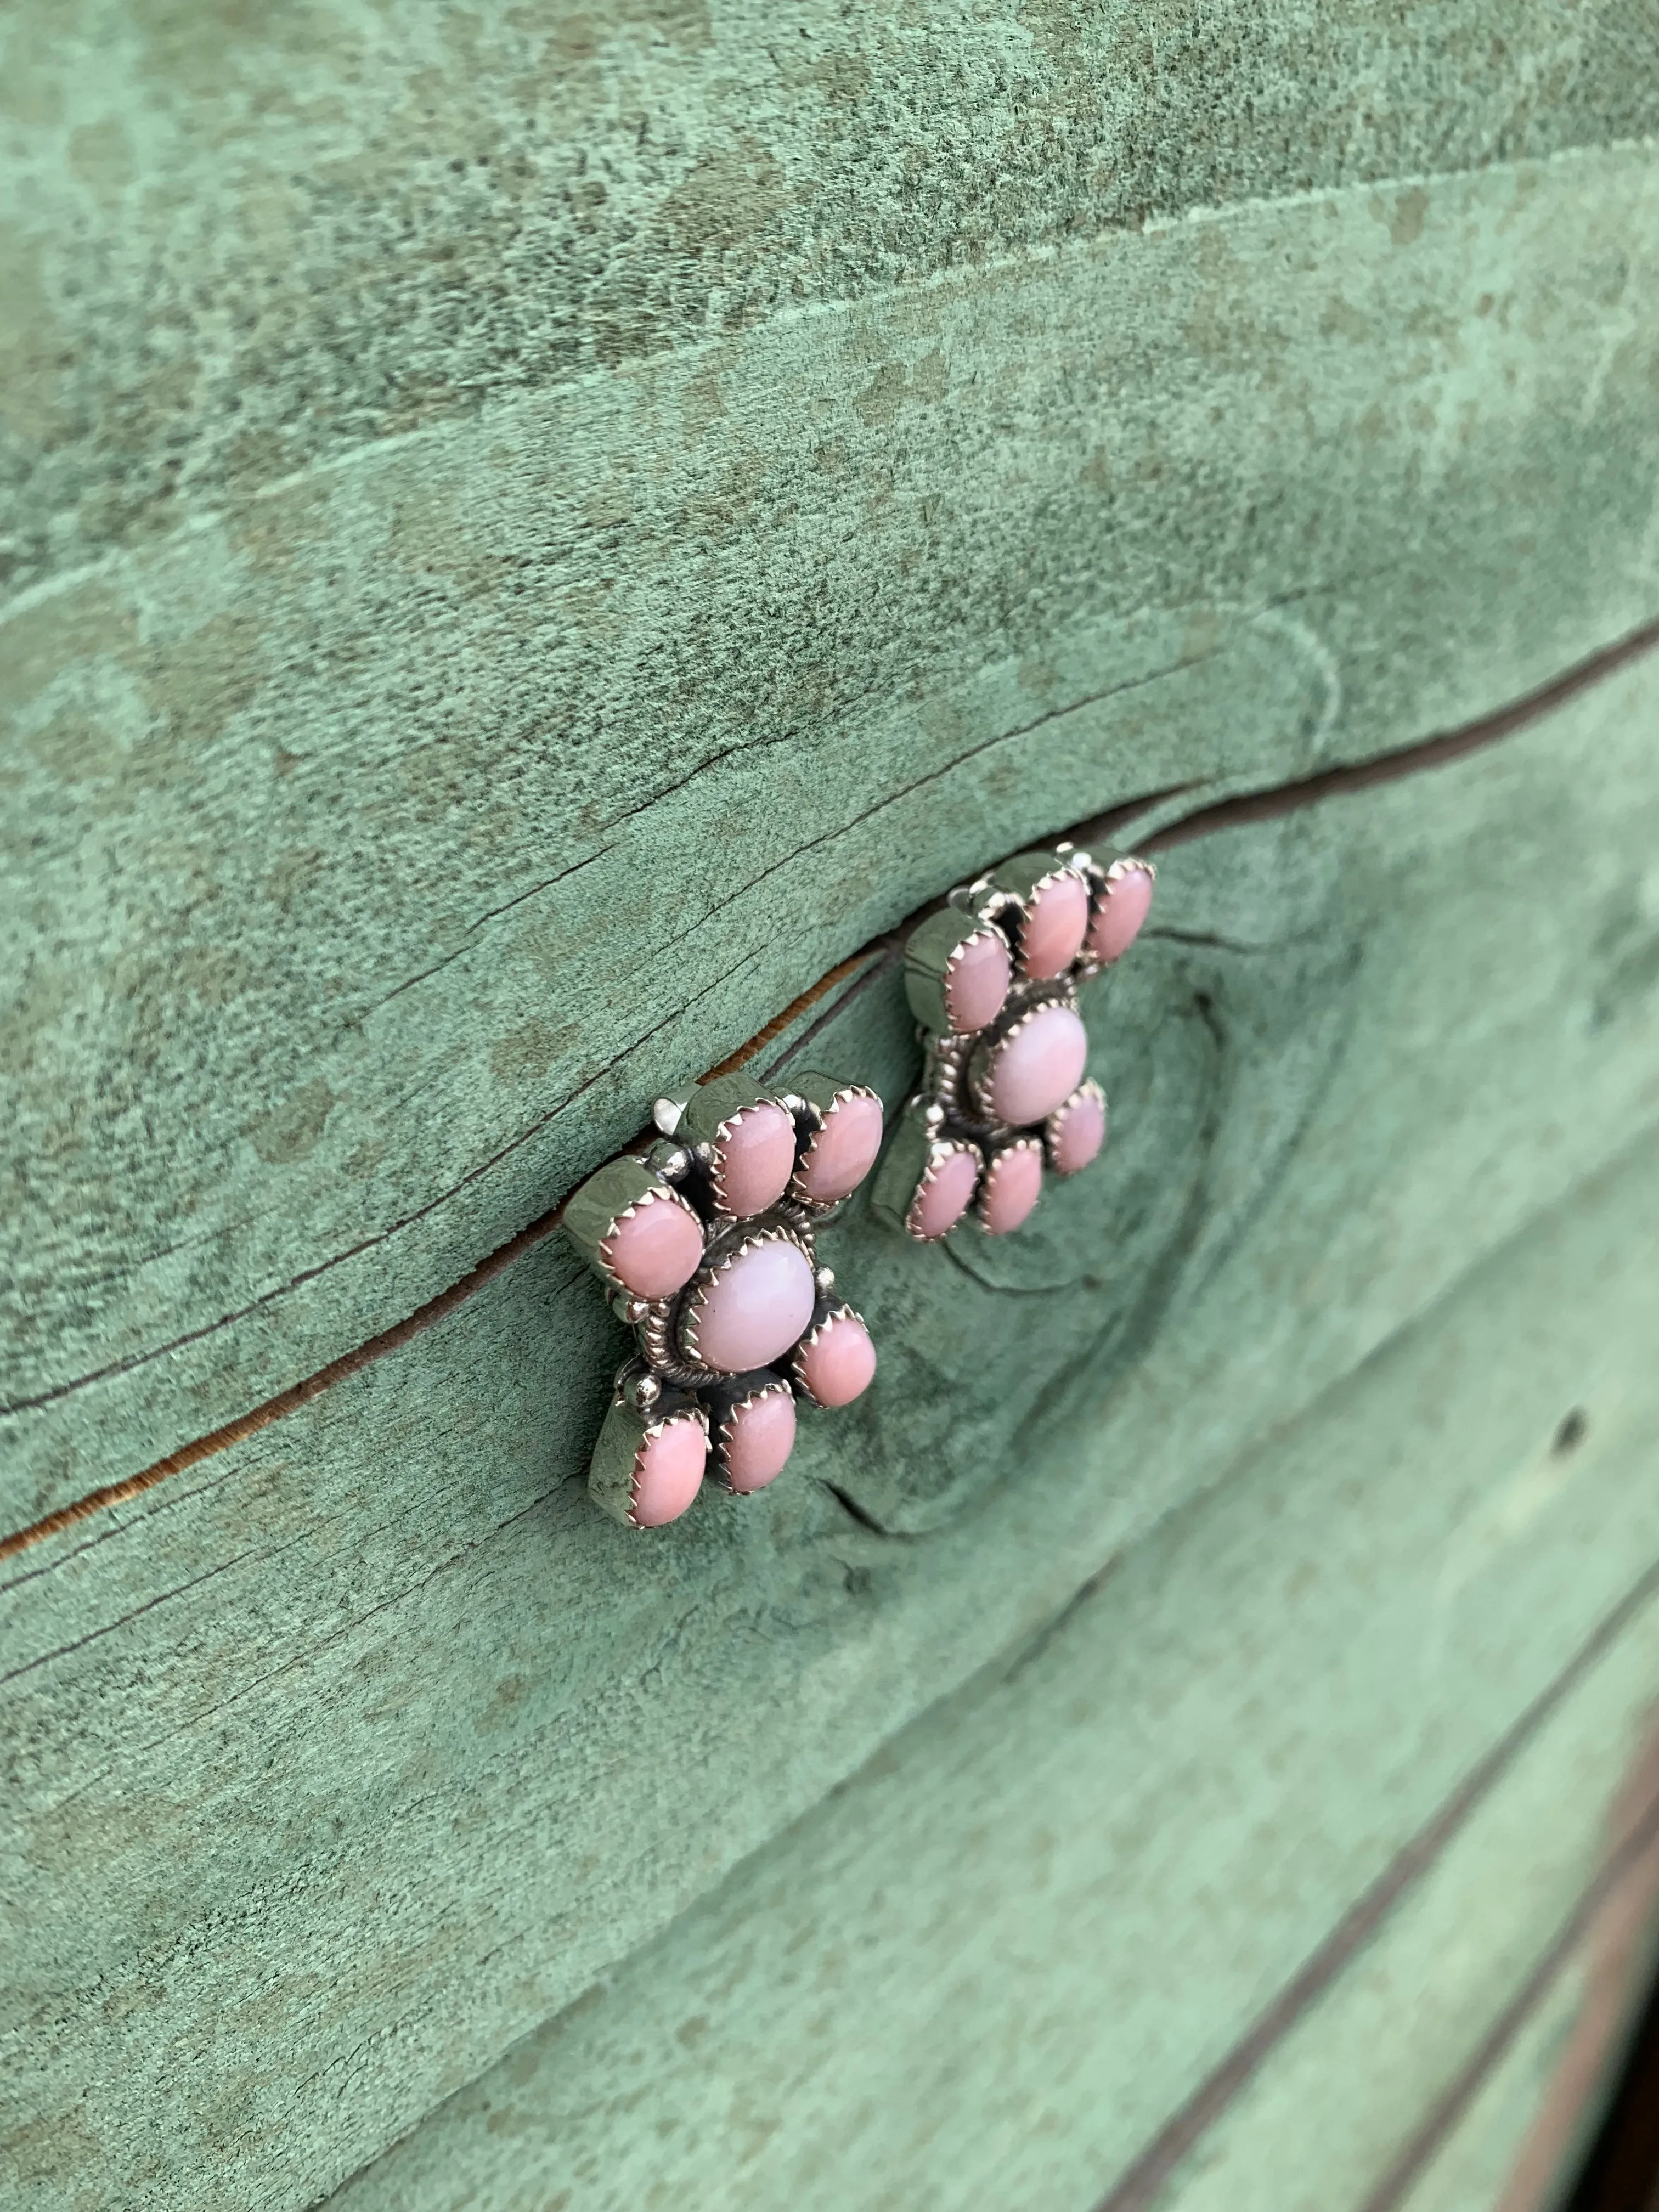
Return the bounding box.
[873,842,1155,1243]
[566,1070,883,1527]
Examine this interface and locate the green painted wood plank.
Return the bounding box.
[322,1136,1659,2212]
[6,672,1659,2207]
[1138,1616,1659,2210]
[8,137,1659,1517]
[8,2,1656,597]
[1386,1820,1659,2212]
[1392,1981,1602,2212]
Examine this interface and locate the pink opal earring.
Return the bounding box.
[566,1073,884,1527]
[873,844,1154,1242]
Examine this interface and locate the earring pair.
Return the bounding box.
[566,843,1154,1527]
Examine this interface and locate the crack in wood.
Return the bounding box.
[1,967,750,1421]
[4,610,1658,1562]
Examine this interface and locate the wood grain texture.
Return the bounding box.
[1397,1985,1593,2212]
[7,666,1659,2209]
[8,118,1659,1519]
[1381,1763,1659,2212]
[321,1127,1659,2212]
[8,1,1657,596]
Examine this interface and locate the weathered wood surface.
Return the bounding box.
[1390,1770,1659,2212]
[7,662,1659,2208]
[6,100,1659,1516]
[9,15,1659,2207]
[1400,1988,1591,2212]
[323,1127,1659,2212]
[9,2,1655,597]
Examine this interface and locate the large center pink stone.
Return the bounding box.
[602,1189,706,1301]
[687,1235,817,1373]
[631,1415,707,1527]
[1086,865,1154,963]
[724,1386,797,1493]
[910,1143,981,1240]
[945,928,1012,1034]
[1020,872,1090,979]
[794,1090,884,1203]
[797,1311,877,1407]
[983,1001,1089,1127]
[712,1100,797,1217]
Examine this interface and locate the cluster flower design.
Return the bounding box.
[873,843,1155,1242]
[567,1073,884,1527]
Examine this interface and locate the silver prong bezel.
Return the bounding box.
[1044,1079,1108,1176]
[1013,860,1093,981]
[790,1300,868,1409]
[905,907,1015,1039]
[710,1376,799,1492]
[941,922,1014,1037]
[586,1393,710,1528]
[593,1183,705,1298]
[1076,852,1158,973]
[788,1081,885,1210]
[705,1097,798,1221]
[903,1138,984,1242]
[627,1407,710,1530]
[966,979,1079,1126]
[976,1135,1046,1234]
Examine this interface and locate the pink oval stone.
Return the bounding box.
[798,1311,877,1407]
[1086,865,1154,963]
[910,1143,981,1239]
[712,1101,797,1217]
[984,1001,1089,1127]
[631,1415,707,1528]
[1047,1084,1107,1175]
[602,1190,706,1300]
[979,1143,1044,1234]
[794,1089,884,1203]
[724,1386,797,1493]
[945,928,1012,1034]
[688,1235,817,1373]
[1020,872,1090,979]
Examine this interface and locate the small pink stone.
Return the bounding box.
[984,1001,1089,1127]
[794,1090,884,1203]
[910,1144,981,1239]
[713,1101,797,1217]
[945,929,1012,1034]
[724,1387,797,1493]
[1048,1085,1107,1175]
[798,1311,877,1407]
[603,1190,706,1300]
[631,1415,707,1527]
[1086,865,1154,963]
[689,1235,817,1373]
[1020,872,1090,979]
[980,1143,1044,1234]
